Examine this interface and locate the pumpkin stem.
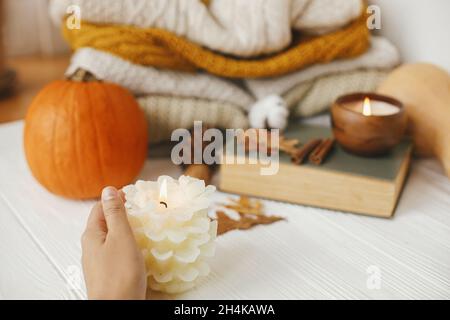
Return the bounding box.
[67,68,99,82]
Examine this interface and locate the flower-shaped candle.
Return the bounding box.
[123,175,217,294]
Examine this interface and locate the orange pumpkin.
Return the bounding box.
[24,71,148,199]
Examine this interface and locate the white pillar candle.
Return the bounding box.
[345,97,400,116]
[123,175,217,294]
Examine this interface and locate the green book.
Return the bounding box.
[219,124,412,218]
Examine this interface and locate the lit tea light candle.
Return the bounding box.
[345,96,400,116]
[331,92,407,156]
[123,175,217,294]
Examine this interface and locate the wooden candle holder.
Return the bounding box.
[331,92,407,156]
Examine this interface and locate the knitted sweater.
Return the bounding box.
[138,96,248,144]
[246,37,400,98]
[50,0,362,57]
[62,10,369,78]
[287,69,389,117]
[66,48,255,110]
[138,70,387,144]
[67,36,398,111]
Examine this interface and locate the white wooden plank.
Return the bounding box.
[0,197,77,299]
[0,121,449,299]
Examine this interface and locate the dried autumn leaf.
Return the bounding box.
[216,210,284,235]
[219,196,263,215]
[215,196,285,235]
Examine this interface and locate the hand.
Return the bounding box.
[81,186,147,300]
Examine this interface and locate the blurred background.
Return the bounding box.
[0,0,449,124]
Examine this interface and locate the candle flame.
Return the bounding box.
[159,178,168,202]
[362,97,372,116]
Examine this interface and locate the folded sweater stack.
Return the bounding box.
[51,0,400,143]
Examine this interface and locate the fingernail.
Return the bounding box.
[101,186,117,201]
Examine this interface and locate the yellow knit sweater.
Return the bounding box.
[63,11,369,78]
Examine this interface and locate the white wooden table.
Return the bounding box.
[1,120,449,300]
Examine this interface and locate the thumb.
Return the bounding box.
[101,186,132,235]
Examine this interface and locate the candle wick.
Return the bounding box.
[159,201,168,208]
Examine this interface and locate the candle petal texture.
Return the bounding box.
[123,175,217,294]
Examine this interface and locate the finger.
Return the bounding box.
[83,201,107,245]
[86,202,107,233]
[101,186,132,235]
[118,189,126,202]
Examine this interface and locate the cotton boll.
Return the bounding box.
[267,104,289,129]
[248,95,289,129]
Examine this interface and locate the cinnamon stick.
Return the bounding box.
[309,138,335,165]
[291,138,322,164]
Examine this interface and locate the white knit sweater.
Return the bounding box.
[66,48,255,110]
[50,0,362,57]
